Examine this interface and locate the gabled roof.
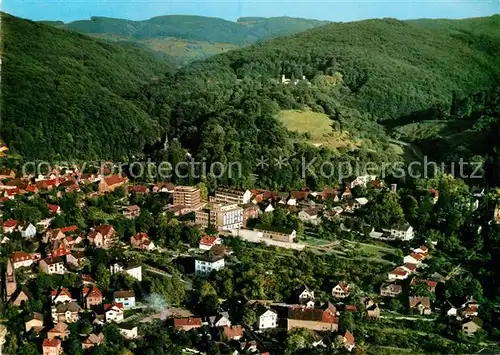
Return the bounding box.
[42,256,64,265]
[287,306,337,323]
[11,251,36,262]
[200,235,218,246]
[104,303,124,311]
[95,224,113,236]
[223,325,243,338]
[409,296,431,308]
[114,290,135,298]
[51,287,72,299]
[3,219,17,228]
[43,339,61,348]
[60,225,78,233]
[174,317,202,328]
[82,286,103,299]
[103,174,127,186]
[344,330,355,346]
[132,232,149,241]
[389,267,409,277]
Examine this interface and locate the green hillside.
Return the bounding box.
[132,15,500,187]
[4,13,500,188]
[1,13,173,160]
[48,15,329,65]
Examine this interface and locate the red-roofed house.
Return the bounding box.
[42,338,62,355]
[82,286,103,309]
[342,330,355,351]
[88,224,116,249]
[404,252,425,265]
[11,251,41,269]
[51,288,73,304]
[129,185,149,194]
[48,204,61,215]
[223,325,244,340]
[332,281,352,299]
[286,306,338,331]
[174,317,202,331]
[130,233,155,251]
[3,219,18,233]
[388,267,410,281]
[99,174,128,193]
[123,205,140,219]
[104,303,124,323]
[60,225,78,234]
[401,263,418,273]
[199,235,221,250]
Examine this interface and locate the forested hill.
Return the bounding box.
[57,15,329,44]
[131,15,500,188]
[47,15,329,65]
[1,13,173,160]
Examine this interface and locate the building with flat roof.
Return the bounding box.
[173,186,202,210]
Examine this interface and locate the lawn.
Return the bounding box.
[277,109,357,149]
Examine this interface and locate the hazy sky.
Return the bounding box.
[3,0,499,23]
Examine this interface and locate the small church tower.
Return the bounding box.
[4,258,16,301]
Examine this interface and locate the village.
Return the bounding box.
[0,166,496,354]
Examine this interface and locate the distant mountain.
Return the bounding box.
[48,15,330,65]
[1,13,173,160]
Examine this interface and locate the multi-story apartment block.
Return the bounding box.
[210,188,252,205]
[196,203,243,231]
[173,186,202,210]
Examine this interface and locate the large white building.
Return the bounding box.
[255,305,278,330]
[195,253,225,276]
[114,291,136,310]
[211,188,252,205]
[195,203,243,231]
[105,303,124,323]
[383,224,414,241]
[110,262,142,282]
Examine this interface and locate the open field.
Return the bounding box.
[277,109,358,149]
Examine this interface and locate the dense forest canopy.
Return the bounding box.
[1,13,173,160]
[55,15,330,45]
[3,13,500,189]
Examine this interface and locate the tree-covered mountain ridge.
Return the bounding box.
[52,15,330,44]
[130,15,500,188]
[43,15,330,65]
[1,13,173,161]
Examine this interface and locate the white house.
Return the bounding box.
[40,257,66,275]
[198,235,222,250]
[403,252,425,266]
[297,286,315,302]
[11,251,40,269]
[20,223,37,239]
[208,312,231,327]
[388,267,409,280]
[349,175,376,188]
[104,303,124,323]
[51,288,73,304]
[263,204,274,213]
[119,325,138,339]
[195,253,225,276]
[385,224,414,241]
[255,305,277,330]
[113,291,136,310]
[332,282,352,299]
[110,262,142,282]
[298,208,321,225]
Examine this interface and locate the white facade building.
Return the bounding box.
[105,304,124,323]
[195,254,225,276]
[110,262,142,282]
[20,223,37,239]
[256,308,277,330]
